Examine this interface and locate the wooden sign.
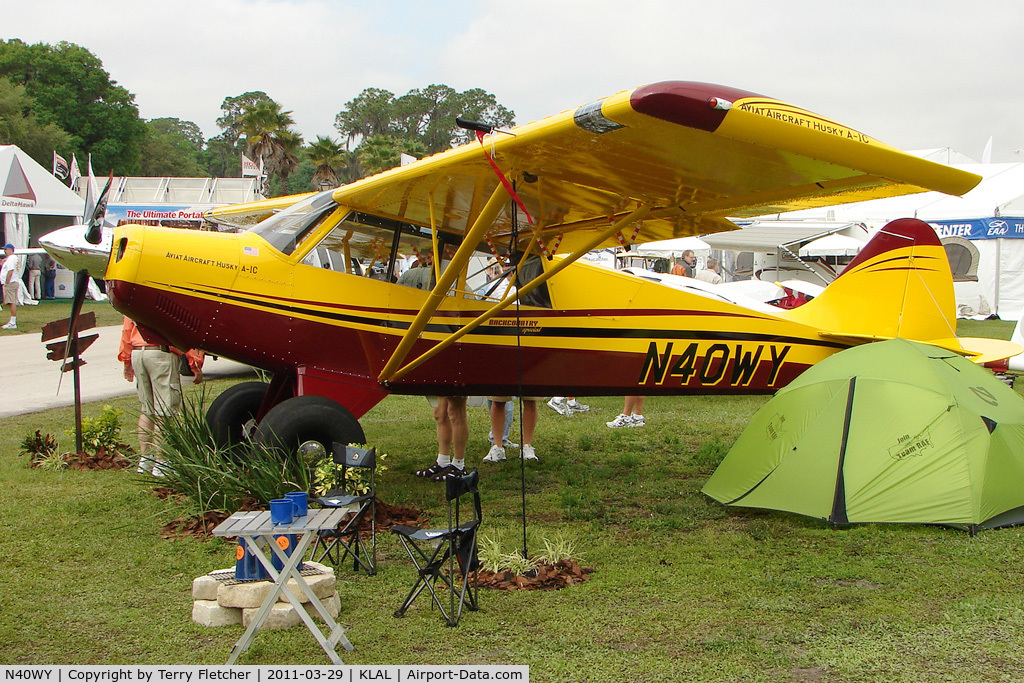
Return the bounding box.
[41,311,97,343]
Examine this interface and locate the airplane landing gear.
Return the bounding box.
[205,381,270,449]
[253,395,366,463]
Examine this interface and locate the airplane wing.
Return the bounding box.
[319,81,980,253]
[205,193,314,230]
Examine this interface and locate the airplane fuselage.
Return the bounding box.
[104,218,838,418]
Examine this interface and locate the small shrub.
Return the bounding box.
[20,431,65,470]
[35,451,70,471]
[479,530,583,573]
[535,531,583,565]
[66,405,132,456]
[311,447,389,497]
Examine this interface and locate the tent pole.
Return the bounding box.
[830,377,856,526]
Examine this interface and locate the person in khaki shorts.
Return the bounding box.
[483,396,542,463]
[118,317,204,475]
[1,244,19,329]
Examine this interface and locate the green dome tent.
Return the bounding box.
[702,339,1024,532]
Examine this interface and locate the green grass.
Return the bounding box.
[2,319,1024,678]
[0,299,122,336]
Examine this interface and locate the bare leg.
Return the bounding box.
[522,399,537,444]
[489,401,507,449]
[446,397,468,462]
[433,399,452,457]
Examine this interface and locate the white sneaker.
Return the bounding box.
[567,400,590,412]
[503,440,519,449]
[1,321,16,330]
[546,397,572,416]
[151,463,167,477]
[521,444,538,461]
[629,414,645,428]
[606,413,633,428]
[483,445,506,463]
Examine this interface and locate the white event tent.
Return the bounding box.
[1,145,84,249]
[766,153,1024,320]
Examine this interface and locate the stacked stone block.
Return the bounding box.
[191,561,340,629]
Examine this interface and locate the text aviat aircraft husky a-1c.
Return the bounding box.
[41,81,1022,451]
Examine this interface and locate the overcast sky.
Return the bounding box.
[5,0,1023,162]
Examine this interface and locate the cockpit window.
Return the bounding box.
[248,191,339,255]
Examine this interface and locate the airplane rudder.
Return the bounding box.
[837,218,942,277]
[785,217,954,341]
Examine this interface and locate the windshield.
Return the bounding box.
[248,191,339,254]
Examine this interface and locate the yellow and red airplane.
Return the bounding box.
[40,81,1020,451]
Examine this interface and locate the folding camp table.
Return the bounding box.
[212,508,355,664]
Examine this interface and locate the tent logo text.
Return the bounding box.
[888,430,933,461]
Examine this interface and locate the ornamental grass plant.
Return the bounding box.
[153,387,314,514]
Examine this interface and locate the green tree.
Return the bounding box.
[275,129,303,193]
[357,135,427,176]
[203,132,243,178]
[306,135,345,190]
[394,84,515,153]
[334,87,397,148]
[238,99,302,196]
[0,39,146,174]
[334,84,515,179]
[216,91,273,138]
[139,117,207,176]
[0,76,71,164]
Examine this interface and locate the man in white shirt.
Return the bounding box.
[695,257,724,285]
[1,244,19,329]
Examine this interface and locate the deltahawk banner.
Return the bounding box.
[2,153,37,209]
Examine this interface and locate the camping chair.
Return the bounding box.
[309,444,377,575]
[392,468,481,626]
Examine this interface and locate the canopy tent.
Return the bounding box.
[634,236,712,258]
[798,233,864,257]
[1,145,84,252]
[702,339,1024,533]
[701,222,860,253]
[0,146,83,218]
[701,221,869,284]
[772,159,1024,319]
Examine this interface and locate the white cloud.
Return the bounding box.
[5,0,1023,160]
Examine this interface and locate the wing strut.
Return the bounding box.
[377,182,513,382]
[381,204,652,384]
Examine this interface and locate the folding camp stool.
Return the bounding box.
[392,468,481,626]
[310,444,377,575]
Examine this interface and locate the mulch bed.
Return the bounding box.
[62,448,133,470]
[473,559,593,591]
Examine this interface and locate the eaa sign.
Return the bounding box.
[928,218,1024,240]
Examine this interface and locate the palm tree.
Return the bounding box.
[275,130,304,193]
[238,100,297,195]
[307,136,345,190]
[357,135,427,176]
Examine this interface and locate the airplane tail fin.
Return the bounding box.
[784,218,1019,362]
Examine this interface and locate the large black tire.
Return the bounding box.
[253,395,365,462]
[206,381,270,449]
